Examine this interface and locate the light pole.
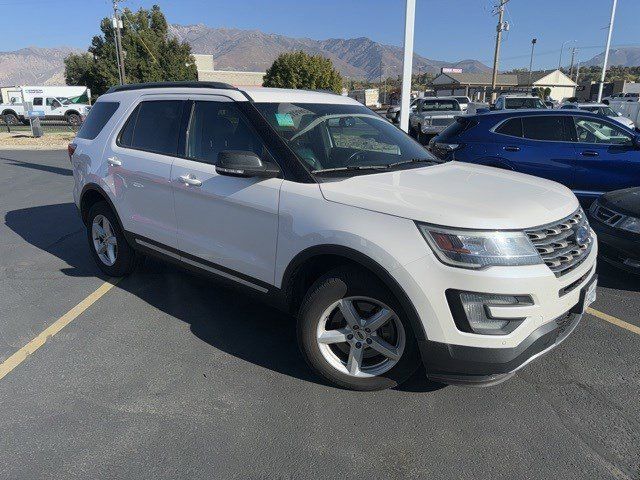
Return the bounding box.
[597,0,618,103]
[528,38,537,87]
[558,40,576,71]
[399,0,416,132]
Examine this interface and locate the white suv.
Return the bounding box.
[70,82,598,391]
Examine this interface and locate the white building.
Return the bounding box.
[193,54,265,87]
[431,69,576,102]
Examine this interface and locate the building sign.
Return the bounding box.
[441,67,463,74]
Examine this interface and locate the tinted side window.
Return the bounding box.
[572,117,633,146]
[130,101,183,155]
[76,101,120,140]
[32,97,43,106]
[522,116,567,141]
[186,101,265,164]
[495,118,522,137]
[117,105,139,147]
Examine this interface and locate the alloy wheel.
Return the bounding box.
[91,214,118,266]
[316,296,405,378]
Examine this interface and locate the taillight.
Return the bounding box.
[68,143,77,162]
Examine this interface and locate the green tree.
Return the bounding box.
[263,51,343,93]
[64,5,197,97]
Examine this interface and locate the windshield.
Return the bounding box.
[421,100,460,111]
[254,102,437,174]
[504,97,546,109]
[583,106,617,116]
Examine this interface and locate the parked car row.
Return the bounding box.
[71,82,599,392]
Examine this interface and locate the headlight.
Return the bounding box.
[417,224,542,269]
[618,216,640,233]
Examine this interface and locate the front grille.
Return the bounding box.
[431,117,456,127]
[591,203,624,226]
[526,209,593,277]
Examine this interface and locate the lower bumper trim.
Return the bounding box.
[420,311,583,386]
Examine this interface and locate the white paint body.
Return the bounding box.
[72,86,597,356]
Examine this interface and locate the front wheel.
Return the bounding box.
[66,113,82,126]
[297,267,420,390]
[2,113,19,125]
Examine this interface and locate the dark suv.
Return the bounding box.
[429,110,640,204]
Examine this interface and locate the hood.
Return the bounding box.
[319,162,579,230]
[601,187,640,217]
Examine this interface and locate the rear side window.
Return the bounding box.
[117,100,183,155]
[495,118,523,137]
[522,116,567,141]
[33,97,43,106]
[76,101,119,140]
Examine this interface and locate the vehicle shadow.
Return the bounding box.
[0,157,73,176]
[6,202,447,391]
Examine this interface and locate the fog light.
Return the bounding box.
[446,290,532,335]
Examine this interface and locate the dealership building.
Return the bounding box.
[193,54,265,87]
[431,69,577,102]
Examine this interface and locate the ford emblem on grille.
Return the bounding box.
[575,224,589,245]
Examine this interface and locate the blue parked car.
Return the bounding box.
[428,109,640,203]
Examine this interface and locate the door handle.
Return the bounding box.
[503,146,520,152]
[107,156,122,166]
[179,174,202,187]
[581,150,599,157]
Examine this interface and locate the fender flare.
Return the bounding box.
[281,244,428,341]
[79,183,124,231]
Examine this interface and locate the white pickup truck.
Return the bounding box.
[1,87,91,125]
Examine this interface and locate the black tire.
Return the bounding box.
[297,266,420,391]
[86,201,139,277]
[3,113,19,125]
[66,113,82,126]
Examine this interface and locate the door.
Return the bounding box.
[45,97,63,119]
[109,97,185,248]
[493,115,576,188]
[569,115,640,200]
[171,96,282,284]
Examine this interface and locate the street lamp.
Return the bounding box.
[558,40,576,70]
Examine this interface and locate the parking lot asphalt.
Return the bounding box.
[0,149,639,480]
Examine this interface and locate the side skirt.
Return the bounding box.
[125,232,289,312]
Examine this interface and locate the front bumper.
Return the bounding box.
[420,308,583,386]
[393,231,598,385]
[590,219,640,273]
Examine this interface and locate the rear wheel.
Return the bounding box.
[86,202,139,277]
[297,267,420,390]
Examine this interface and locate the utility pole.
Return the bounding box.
[568,46,578,79]
[490,0,510,103]
[528,38,537,87]
[597,0,618,103]
[112,0,126,85]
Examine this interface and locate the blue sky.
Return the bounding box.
[2,0,639,69]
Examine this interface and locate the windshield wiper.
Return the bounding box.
[386,158,440,168]
[311,165,388,174]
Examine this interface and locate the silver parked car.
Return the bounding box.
[560,103,636,130]
[409,98,462,143]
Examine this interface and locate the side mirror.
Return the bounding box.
[215,150,280,178]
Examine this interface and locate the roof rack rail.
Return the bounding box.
[105,81,237,94]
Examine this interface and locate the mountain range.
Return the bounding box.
[1,26,639,87]
[167,24,490,79]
